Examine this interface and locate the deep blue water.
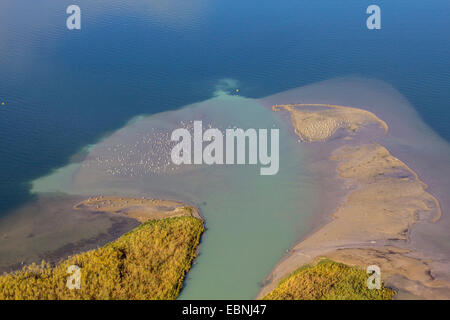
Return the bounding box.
[0,0,449,217]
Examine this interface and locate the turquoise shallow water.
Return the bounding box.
[31,92,316,299]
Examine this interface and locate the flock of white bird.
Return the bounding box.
[79,120,216,178]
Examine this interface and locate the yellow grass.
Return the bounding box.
[0,216,204,300]
[263,259,395,300]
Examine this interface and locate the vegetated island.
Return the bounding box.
[0,197,204,300]
[262,259,395,300]
[262,103,450,300]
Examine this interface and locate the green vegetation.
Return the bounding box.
[263,259,396,300]
[0,216,204,300]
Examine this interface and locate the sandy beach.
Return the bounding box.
[258,100,450,299]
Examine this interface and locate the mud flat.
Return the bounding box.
[0,194,139,273]
[74,196,202,222]
[0,197,204,300]
[258,78,450,299]
[0,193,201,275]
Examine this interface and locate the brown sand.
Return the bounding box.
[259,103,450,299]
[73,196,202,222]
[272,104,388,142]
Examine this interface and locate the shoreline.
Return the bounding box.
[73,196,203,222]
[258,102,450,299]
[0,196,204,300]
[0,195,204,275]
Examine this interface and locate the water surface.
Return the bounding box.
[1,0,449,299]
[31,91,317,299]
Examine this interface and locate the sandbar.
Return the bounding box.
[259,101,450,299]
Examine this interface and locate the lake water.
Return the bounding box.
[0,0,449,298]
[30,91,318,299]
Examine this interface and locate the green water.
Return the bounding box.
[31,91,317,299]
[179,164,313,299]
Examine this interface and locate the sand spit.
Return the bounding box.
[74,196,202,223]
[0,194,202,274]
[272,104,388,142]
[259,103,450,299]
